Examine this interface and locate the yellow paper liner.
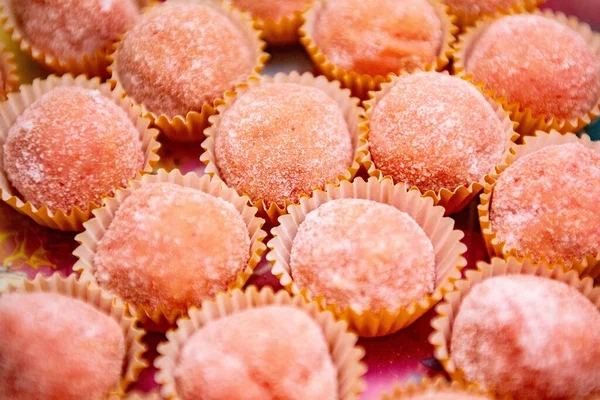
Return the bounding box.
[453,9,600,136]
[0,74,160,232]
[2,273,147,399]
[201,71,370,225]
[361,68,519,216]
[154,286,367,400]
[447,0,544,29]
[299,0,458,99]
[478,130,600,279]
[267,177,468,337]
[109,0,269,142]
[225,0,312,46]
[381,377,495,400]
[0,0,156,78]
[0,41,19,98]
[73,168,268,325]
[429,256,600,389]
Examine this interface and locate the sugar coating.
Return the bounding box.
[451,275,600,399]
[313,0,442,76]
[406,391,489,400]
[174,306,337,400]
[0,292,125,400]
[490,143,600,263]
[370,73,506,192]
[117,2,254,118]
[466,14,600,120]
[215,82,353,207]
[232,0,312,21]
[94,182,251,315]
[444,0,520,17]
[290,199,435,312]
[2,86,144,212]
[10,0,139,60]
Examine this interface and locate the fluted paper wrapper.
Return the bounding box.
[381,377,494,399]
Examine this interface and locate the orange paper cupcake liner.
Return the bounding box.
[361,68,519,216]
[299,0,458,99]
[0,74,160,232]
[225,0,312,46]
[447,0,544,29]
[381,377,495,400]
[266,177,468,337]
[0,41,19,98]
[478,130,600,279]
[1,273,147,398]
[453,9,600,136]
[109,0,269,142]
[73,168,268,325]
[154,286,367,400]
[201,71,369,225]
[429,256,600,387]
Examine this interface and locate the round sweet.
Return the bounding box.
[444,0,521,19]
[93,182,251,315]
[369,72,506,192]
[466,14,600,120]
[232,0,312,21]
[313,0,443,76]
[174,306,337,400]
[451,275,600,398]
[116,2,255,118]
[2,86,144,212]
[290,199,435,312]
[10,0,139,60]
[490,142,600,263]
[406,391,489,400]
[215,82,353,207]
[0,292,125,400]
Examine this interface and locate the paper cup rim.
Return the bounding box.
[0,73,160,232]
[200,71,369,225]
[108,0,269,142]
[453,8,600,135]
[2,273,147,399]
[361,67,519,215]
[380,376,496,399]
[154,285,367,400]
[478,129,600,278]
[266,176,468,337]
[73,168,268,325]
[0,41,19,96]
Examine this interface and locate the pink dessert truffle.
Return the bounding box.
[93,182,251,315]
[215,82,353,207]
[403,391,490,400]
[174,306,337,400]
[2,86,144,212]
[290,198,435,312]
[465,14,600,120]
[313,0,443,76]
[232,0,312,21]
[369,72,506,192]
[451,275,600,398]
[490,142,600,263]
[10,0,139,60]
[116,2,255,118]
[0,292,126,400]
[444,0,524,20]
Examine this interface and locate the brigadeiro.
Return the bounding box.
[443,0,541,27]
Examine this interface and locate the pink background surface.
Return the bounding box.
[0,1,598,399]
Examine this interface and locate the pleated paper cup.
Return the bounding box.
[109,0,269,142]
[454,9,600,136]
[201,71,369,225]
[2,273,147,399]
[155,286,367,400]
[267,177,468,337]
[381,377,494,400]
[446,0,543,29]
[478,130,600,278]
[429,256,600,387]
[73,168,268,326]
[0,41,19,98]
[0,74,160,232]
[299,0,458,99]
[361,68,519,215]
